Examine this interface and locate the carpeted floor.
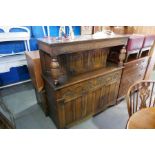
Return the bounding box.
[1,70,155,129]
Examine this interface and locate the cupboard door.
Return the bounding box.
[94,79,120,114]
[58,92,94,127]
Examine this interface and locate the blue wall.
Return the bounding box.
[0,26,81,54]
[0,26,81,86]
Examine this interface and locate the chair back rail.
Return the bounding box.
[126,80,155,117]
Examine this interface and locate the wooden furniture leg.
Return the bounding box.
[119,46,126,66]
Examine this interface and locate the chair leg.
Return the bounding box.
[125,53,129,62]
[136,52,140,59]
[125,118,130,129]
[139,50,142,58]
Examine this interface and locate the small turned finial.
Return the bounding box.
[119,46,126,67]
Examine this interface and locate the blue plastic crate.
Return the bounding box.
[0,66,30,86]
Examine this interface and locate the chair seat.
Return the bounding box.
[0,32,30,42]
[142,35,155,48]
[127,35,144,52]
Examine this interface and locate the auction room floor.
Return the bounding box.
[1,71,155,129]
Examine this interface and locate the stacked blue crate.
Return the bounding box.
[0,27,30,86]
[0,26,81,86]
[0,66,30,86]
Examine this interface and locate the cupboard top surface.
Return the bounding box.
[38,34,129,46]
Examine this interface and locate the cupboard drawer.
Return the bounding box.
[118,57,149,98]
[124,57,149,73]
[124,57,149,68]
[57,69,122,102]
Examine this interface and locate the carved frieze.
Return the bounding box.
[58,70,122,102]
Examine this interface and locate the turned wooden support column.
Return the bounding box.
[119,46,126,67]
[50,57,61,85]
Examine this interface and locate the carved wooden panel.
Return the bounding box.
[94,81,120,113]
[57,69,122,102]
[59,48,109,76]
[43,68,122,128]
[62,93,94,126]
[55,69,122,127]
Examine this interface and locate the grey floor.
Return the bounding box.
[1,71,155,129]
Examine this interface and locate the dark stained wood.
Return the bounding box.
[34,89,49,116]
[38,35,128,128]
[127,107,155,129]
[119,46,126,66]
[59,48,109,76]
[44,64,123,90]
[94,69,122,114]
[38,35,128,56]
[43,68,122,128]
[118,56,149,99]
[27,33,154,128]
[39,36,128,86]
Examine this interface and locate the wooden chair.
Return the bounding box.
[126,80,155,117]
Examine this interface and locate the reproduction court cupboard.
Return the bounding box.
[38,35,128,128]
